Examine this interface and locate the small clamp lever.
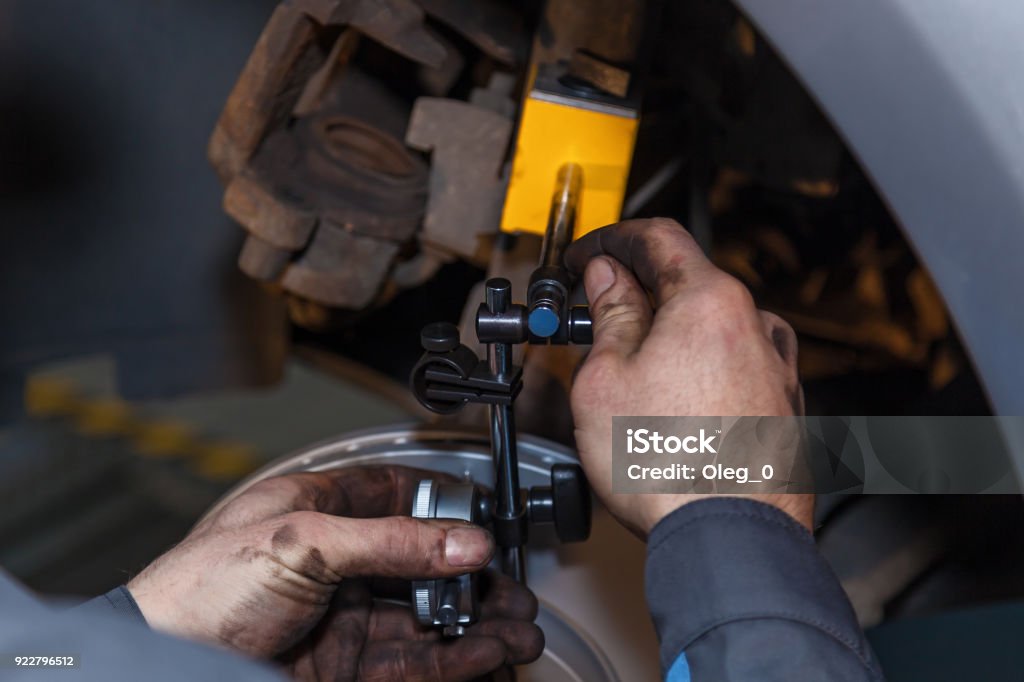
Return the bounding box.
[411,321,523,414]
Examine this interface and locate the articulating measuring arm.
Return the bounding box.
[408,165,594,635]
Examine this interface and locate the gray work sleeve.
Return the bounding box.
[75,586,147,625]
[644,498,884,681]
[0,570,284,682]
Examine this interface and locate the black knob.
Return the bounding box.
[421,322,460,353]
[527,464,592,543]
[550,464,591,543]
[568,306,593,345]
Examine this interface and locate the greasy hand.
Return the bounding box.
[127,466,543,680]
[566,218,812,536]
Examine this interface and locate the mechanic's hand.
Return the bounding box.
[566,218,812,536]
[127,466,543,680]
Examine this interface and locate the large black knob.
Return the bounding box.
[527,464,592,543]
[421,322,460,352]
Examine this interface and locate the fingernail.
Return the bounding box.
[445,527,492,567]
[585,257,616,301]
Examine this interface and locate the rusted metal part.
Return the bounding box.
[208,4,324,182]
[281,221,401,308]
[567,49,631,97]
[209,0,443,181]
[469,71,517,119]
[224,173,318,251]
[289,115,428,241]
[227,107,427,269]
[230,112,426,307]
[210,0,534,319]
[416,0,527,65]
[293,29,361,117]
[534,0,647,67]
[417,27,465,96]
[238,235,293,281]
[711,173,956,383]
[290,0,445,67]
[406,97,512,261]
[389,243,449,290]
[315,67,413,140]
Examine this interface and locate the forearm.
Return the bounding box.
[0,571,283,682]
[645,497,884,681]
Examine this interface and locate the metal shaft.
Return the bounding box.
[485,279,526,582]
[491,402,524,581]
[540,163,583,269]
[528,163,583,338]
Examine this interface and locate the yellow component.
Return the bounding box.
[500,94,639,238]
[75,398,134,436]
[133,420,197,458]
[192,442,261,480]
[23,370,264,481]
[24,376,82,417]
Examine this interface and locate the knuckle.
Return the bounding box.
[381,517,442,571]
[248,475,297,497]
[263,513,339,583]
[215,479,295,527]
[711,274,756,310]
[238,475,311,510]
[267,511,322,555]
[648,218,693,248]
[594,297,642,329]
[280,509,321,529]
[689,274,754,317]
[648,217,685,235]
[776,315,797,338]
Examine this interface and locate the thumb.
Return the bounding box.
[301,513,494,579]
[584,256,654,359]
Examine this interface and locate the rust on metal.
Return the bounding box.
[280,221,401,308]
[224,173,317,251]
[290,0,445,66]
[567,49,631,97]
[417,0,527,65]
[208,4,323,181]
[406,97,512,262]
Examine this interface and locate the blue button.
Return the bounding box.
[528,307,560,337]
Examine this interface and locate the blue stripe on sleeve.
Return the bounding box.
[666,652,692,682]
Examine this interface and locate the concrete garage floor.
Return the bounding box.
[0,354,412,596]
